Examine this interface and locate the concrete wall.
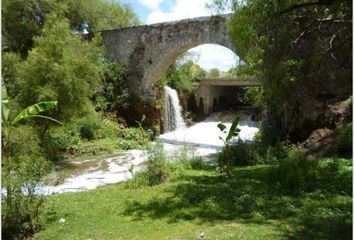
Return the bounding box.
[193,78,261,115]
[193,85,241,115]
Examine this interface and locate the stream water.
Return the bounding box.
[43,87,259,195]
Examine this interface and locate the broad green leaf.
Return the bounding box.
[19,115,63,125]
[11,101,60,126]
[1,83,10,123]
[217,123,226,131]
[226,116,240,143]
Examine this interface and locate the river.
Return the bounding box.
[43,87,259,194]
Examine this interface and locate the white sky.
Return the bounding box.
[140,0,238,71]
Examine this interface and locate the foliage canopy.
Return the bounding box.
[2,0,139,56]
[15,6,104,120]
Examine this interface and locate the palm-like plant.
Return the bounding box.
[2,83,62,205]
[217,116,241,178]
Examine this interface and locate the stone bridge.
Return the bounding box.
[101,14,234,102]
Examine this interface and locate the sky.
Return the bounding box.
[118,0,238,71]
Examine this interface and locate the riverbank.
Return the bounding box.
[34,158,352,240]
[43,112,259,195]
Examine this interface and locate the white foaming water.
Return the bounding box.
[158,114,259,157]
[42,150,147,195]
[41,89,259,195]
[164,86,186,132]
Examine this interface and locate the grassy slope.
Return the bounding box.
[35,162,352,240]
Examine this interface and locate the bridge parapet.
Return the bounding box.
[197,77,261,86]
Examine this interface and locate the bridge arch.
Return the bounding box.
[145,41,236,91]
[101,14,236,101]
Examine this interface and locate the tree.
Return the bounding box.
[65,0,140,33]
[93,59,129,114]
[2,0,51,56]
[208,68,221,77]
[160,60,207,92]
[16,5,104,121]
[2,52,22,99]
[209,0,352,143]
[2,0,139,56]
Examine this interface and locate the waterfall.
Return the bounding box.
[164,86,186,132]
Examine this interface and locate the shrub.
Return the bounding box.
[274,147,319,192]
[226,141,261,166]
[71,139,119,156]
[337,123,352,154]
[2,156,48,240]
[172,145,210,170]
[239,86,262,107]
[131,142,170,187]
[218,140,290,167]
[120,127,153,145]
[42,126,79,161]
[144,142,170,186]
[94,119,119,139]
[316,158,352,195]
[178,156,210,170]
[259,123,284,146]
[2,52,21,98]
[94,59,129,113]
[121,128,141,141]
[78,115,102,140]
[2,126,49,240]
[262,141,290,163]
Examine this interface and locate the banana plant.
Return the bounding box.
[2,83,62,205]
[217,116,240,178]
[2,85,61,126]
[2,83,62,153]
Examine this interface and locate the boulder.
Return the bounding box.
[299,128,339,159]
[325,98,352,129]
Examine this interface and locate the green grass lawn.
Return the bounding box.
[34,161,352,240]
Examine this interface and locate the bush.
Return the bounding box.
[131,142,170,187]
[262,141,290,163]
[42,126,79,161]
[78,115,102,140]
[239,86,262,107]
[70,138,122,156]
[217,140,290,167]
[2,126,49,240]
[120,127,153,145]
[94,119,119,139]
[2,157,48,240]
[218,141,259,167]
[316,158,352,195]
[269,148,352,195]
[337,123,352,154]
[144,142,170,186]
[117,140,140,150]
[259,123,284,146]
[93,59,129,113]
[274,147,319,192]
[2,52,21,98]
[178,156,210,170]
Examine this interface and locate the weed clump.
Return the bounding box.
[128,142,170,187]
